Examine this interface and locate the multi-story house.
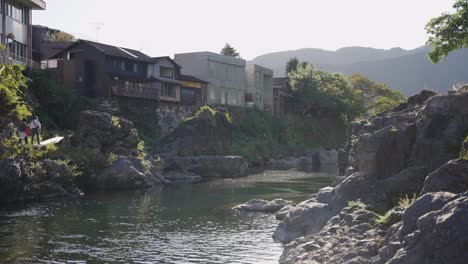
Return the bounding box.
[245,64,273,112]
[50,40,184,105]
[0,0,46,66]
[147,56,182,104]
[51,39,158,99]
[174,52,246,107]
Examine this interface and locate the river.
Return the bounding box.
[0,169,335,264]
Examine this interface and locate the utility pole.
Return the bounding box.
[90,22,104,42]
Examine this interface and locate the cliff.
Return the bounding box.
[274,91,468,264]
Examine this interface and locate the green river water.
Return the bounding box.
[0,169,335,264]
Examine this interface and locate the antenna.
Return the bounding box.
[90,22,104,42]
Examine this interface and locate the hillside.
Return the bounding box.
[250,46,468,96]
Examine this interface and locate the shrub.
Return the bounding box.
[347,199,366,209]
[398,193,418,209]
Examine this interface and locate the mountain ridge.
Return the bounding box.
[249,46,466,96]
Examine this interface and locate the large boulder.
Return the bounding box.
[174,156,248,178]
[161,106,232,156]
[0,159,29,204]
[273,200,336,243]
[280,206,385,264]
[72,110,140,155]
[422,159,468,194]
[376,192,468,264]
[94,157,155,190]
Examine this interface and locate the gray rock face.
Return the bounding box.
[174,156,248,178]
[422,159,468,194]
[280,206,385,264]
[0,159,29,204]
[273,200,336,243]
[276,205,295,220]
[275,92,468,263]
[72,110,140,155]
[161,107,232,156]
[233,199,295,213]
[375,192,468,264]
[95,157,155,190]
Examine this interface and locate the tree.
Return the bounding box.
[348,74,405,116]
[288,63,365,120]
[285,57,299,76]
[50,31,76,42]
[426,0,468,63]
[220,43,240,58]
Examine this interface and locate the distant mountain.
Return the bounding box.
[250,46,468,96]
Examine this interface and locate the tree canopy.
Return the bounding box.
[50,31,76,42]
[285,57,299,76]
[348,74,405,116]
[220,43,240,58]
[426,0,468,63]
[288,63,365,121]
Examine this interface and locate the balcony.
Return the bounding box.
[111,81,159,100]
[0,50,42,69]
[17,0,46,10]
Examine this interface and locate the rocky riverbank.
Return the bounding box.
[0,106,250,205]
[267,91,468,263]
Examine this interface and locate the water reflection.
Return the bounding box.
[0,170,334,263]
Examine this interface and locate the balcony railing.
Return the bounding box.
[0,50,42,69]
[111,82,159,100]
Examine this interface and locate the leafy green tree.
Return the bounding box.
[285,57,299,75]
[426,0,468,63]
[220,43,240,58]
[0,64,30,119]
[288,63,365,120]
[349,74,405,115]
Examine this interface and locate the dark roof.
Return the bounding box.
[180,74,209,84]
[50,39,153,62]
[152,56,181,69]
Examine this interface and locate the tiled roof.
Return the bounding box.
[152,56,182,68]
[180,74,209,84]
[50,39,153,62]
[81,40,152,62]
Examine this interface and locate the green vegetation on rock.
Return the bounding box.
[231,108,346,162]
[347,199,366,209]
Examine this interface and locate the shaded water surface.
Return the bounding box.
[0,170,334,263]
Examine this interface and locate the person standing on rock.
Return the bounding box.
[30,116,42,145]
[17,119,29,146]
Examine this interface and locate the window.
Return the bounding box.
[181,89,195,96]
[160,67,174,78]
[6,1,27,23]
[133,63,138,73]
[209,62,216,78]
[209,87,216,101]
[161,83,176,97]
[5,38,27,61]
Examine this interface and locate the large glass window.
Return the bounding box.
[6,1,27,23]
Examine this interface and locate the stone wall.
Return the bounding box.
[156,103,199,137]
[89,98,199,138]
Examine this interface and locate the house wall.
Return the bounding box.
[245,64,273,112]
[56,42,107,97]
[175,52,245,107]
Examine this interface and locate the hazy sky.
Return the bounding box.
[33,0,455,60]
